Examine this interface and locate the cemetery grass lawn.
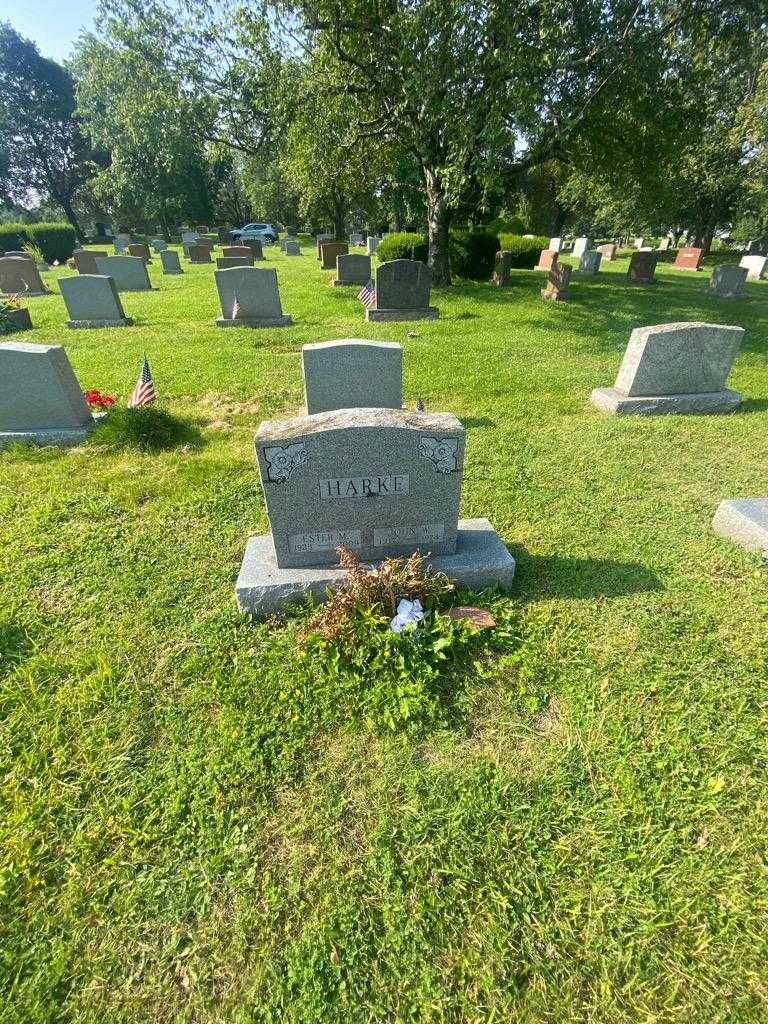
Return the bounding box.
[3,243,768,1023]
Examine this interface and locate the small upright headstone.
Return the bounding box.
[707,265,747,299]
[160,250,183,275]
[540,262,571,301]
[366,259,438,322]
[284,240,300,256]
[94,255,154,292]
[181,231,199,246]
[673,247,703,271]
[60,274,132,328]
[535,249,558,272]
[216,226,231,243]
[573,237,591,258]
[596,243,617,261]
[366,236,380,255]
[127,243,152,264]
[223,246,254,259]
[0,257,48,297]
[196,225,209,234]
[333,253,371,286]
[0,341,97,447]
[548,237,563,253]
[320,242,348,270]
[214,266,292,327]
[627,251,657,284]
[316,236,333,260]
[73,249,108,275]
[217,255,253,270]
[240,239,264,261]
[739,255,767,281]
[590,321,745,415]
[745,238,768,256]
[493,250,512,287]
[634,237,645,249]
[302,340,402,414]
[188,244,212,264]
[657,237,672,251]
[349,233,364,246]
[578,250,602,276]
[151,238,167,252]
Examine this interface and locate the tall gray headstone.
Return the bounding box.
[0,342,96,447]
[284,240,300,256]
[578,250,602,275]
[366,236,380,255]
[160,250,183,274]
[151,238,168,252]
[591,322,745,415]
[214,266,292,327]
[302,340,402,414]
[707,265,747,299]
[60,274,132,328]
[94,255,153,291]
[0,257,48,297]
[367,259,438,322]
[333,253,371,286]
[548,237,563,253]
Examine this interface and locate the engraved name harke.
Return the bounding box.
[319,474,409,499]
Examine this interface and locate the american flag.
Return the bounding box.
[127,355,156,408]
[357,279,376,309]
[231,293,242,319]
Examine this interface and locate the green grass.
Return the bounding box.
[2,241,767,1023]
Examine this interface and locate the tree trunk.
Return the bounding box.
[424,169,451,285]
[60,197,84,243]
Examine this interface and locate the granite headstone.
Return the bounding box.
[214,266,292,327]
[302,340,402,414]
[60,274,132,328]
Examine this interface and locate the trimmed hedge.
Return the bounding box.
[498,234,550,269]
[0,223,77,263]
[451,229,501,280]
[376,232,426,263]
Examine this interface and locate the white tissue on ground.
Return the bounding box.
[389,599,425,633]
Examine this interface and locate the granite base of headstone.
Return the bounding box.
[302,340,402,413]
[540,262,571,300]
[0,341,98,447]
[712,499,768,556]
[591,321,744,415]
[60,274,133,328]
[366,259,438,322]
[707,265,747,299]
[214,266,292,328]
[234,406,514,616]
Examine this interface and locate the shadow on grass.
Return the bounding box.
[738,398,768,414]
[88,406,205,453]
[512,551,662,601]
[0,620,34,678]
[462,416,496,429]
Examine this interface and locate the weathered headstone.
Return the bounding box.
[214,266,292,327]
[657,237,672,251]
[216,226,231,243]
[333,253,371,286]
[493,250,512,287]
[627,251,658,284]
[739,255,767,281]
[181,231,199,246]
[73,249,108,275]
[320,242,348,270]
[222,246,253,259]
[284,240,300,256]
[366,236,380,255]
[94,255,153,291]
[302,340,402,414]
[634,237,645,249]
[366,259,438,322]
[114,238,129,254]
[540,262,571,301]
[673,247,703,271]
[239,239,263,260]
[591,322,744,415]
[160,250,183,275]
[535,249,558,272]
[712,498,768,556]
[548,237,563,253]
[578,250,602,276]
[235,406,515,615]
[316,236,333,260]
[0,341,97,447]
[127,242,152,264]
[707,265,747,299]
[60,274,132,328]
[349,233,364,246]
[217,255,253,269]
[196,225,209,234]
[573,236,591,258]
[596,243,617,261]
[745,238,768,256]
[188,244,212,264]
[0,257,48,297]
[151,238,167,252]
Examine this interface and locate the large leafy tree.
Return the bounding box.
[0,23,97,238]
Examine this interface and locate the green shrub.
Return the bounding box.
[376,231,426,262]
[483,216,525,236]
[450,229,501,280]
[498,233,550,269]
[0,223,76,263]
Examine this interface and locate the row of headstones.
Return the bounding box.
[317,232,381,254]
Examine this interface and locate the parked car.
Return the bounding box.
[230,222,278,244]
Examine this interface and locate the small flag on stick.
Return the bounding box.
[127,354,156,408]
[357,279,376,309]
[231,293,242,319]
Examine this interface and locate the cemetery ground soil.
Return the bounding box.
[1,243,767,1023]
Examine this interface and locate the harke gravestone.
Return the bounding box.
[366,259,438,322]
[591,321,744,415]
[0,341,97,447]
[302,340,402,414]
[214,266,292,327]
[60,274,133,328]
[235,406,515,615]
[95,255,154,291]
